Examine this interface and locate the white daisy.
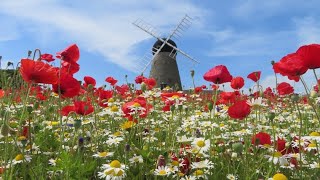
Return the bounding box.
[12,154,32,165]
[129,154,143,164]
[191,159,214,169]
[93,151,114,158]
[191,138,210,152]
[98,160,126,180]
[154,166,172,176]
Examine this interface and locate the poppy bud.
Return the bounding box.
[207,102,213,111]
[232,142,243,153]
[141,82,147,92]
[170,105,175,112]
[28,50,32,57]
[271,60,275,65]
[27,106,33,114]
[268,112,276,121]
[125,144,130,152]
[291,94,299,102]
[190,70,195,78]
[74,119,81,129]
[1,123,10,136]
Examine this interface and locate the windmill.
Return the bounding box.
[132,14,199,90]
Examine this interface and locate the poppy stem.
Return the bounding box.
[300,76,320,122]
[312,69,319,92]
[32,49,42,61]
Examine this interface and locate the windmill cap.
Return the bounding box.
[152,38,177,55]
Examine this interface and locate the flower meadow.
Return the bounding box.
[1,44,320,180]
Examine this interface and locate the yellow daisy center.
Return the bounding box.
[111,106,119,112]
[108,98,115,103]
[273,173,288,180]
[172,95,180,99]
[308,143,317,148]
[110,160,121,168]
[114,169,124,176]
[15,154,24,161]
[51,121,59,126]
[132,102,141,107]
[158,169,167,175]
[113,131,121,136]
[194,169,204,176]
[121,121,134,130]
[309,132,320,136]
[273,152,282,158]
[196,140,205,147]
[171,160,179,166]
[17,136,26,141]
[99,152,108,157]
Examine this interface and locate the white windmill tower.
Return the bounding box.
[132,14,199,90]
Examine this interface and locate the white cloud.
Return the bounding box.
[259,70,319,94]
[0,0,206,72]
[206,28,295,57]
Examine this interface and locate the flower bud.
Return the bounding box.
[232,142,243,153]
[156,155,166,167]
[141,82,147,92]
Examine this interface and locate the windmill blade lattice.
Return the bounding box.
[133,14,199,74]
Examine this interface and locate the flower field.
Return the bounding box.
[1,44,320,180]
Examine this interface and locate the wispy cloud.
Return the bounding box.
[205,28,295,57]
[259,70,319,94]
[0,0,206,72]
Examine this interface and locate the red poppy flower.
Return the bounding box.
[230,76,245,90]
[277,82,294,96]
[194,86,203,93]
[273,53,307,82]
[135,75,147,84]
[296,44,320,69]
[56,44,80,63]
[122,97,151,119]
[115,84,129,96]
[36,93,47,101]
[61,105,76,116]
[60,61,80,75]
[61,100,94,116]
[218,91,236,105]
[247,71,261,82]
[264,87,276,101]
[83,76,96,88]
[0,89,4,98]
[40,53,55,62]
[227,100,251,120]
[251,132,271,145]
[203,65,232,84]
[161,92,184,101]
[52,74,80,98]
[105,76,118,86]
[20,59,58,84]
[276,138,287,154]
[73,100,94,115]
[143,78,156,89]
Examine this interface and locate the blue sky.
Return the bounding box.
[1,0,320,93]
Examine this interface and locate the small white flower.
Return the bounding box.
[191,159,214,169]
[93,151,114,158]
[154,166,172,176]
[129,154,143,164]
